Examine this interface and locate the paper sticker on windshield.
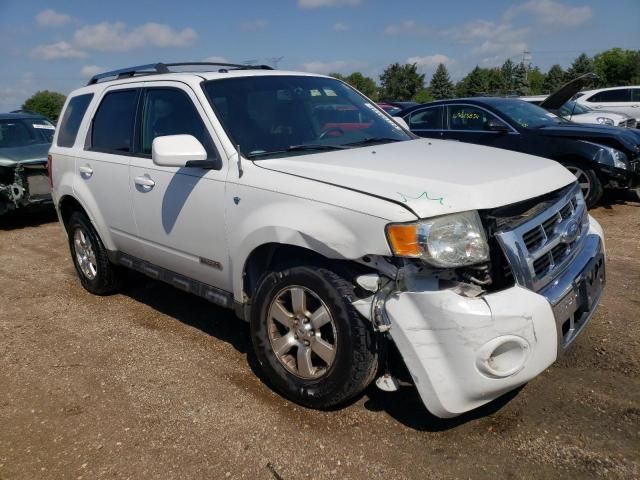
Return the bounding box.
[33,123,55,130]
[363,102,403,131]
[310,89,321,96]
[323,89,337,96]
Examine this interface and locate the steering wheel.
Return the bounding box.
[319,127,345,140]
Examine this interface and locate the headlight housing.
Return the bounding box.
[596,117,615,126]
[386,211,490,268]
[593,145,629,170]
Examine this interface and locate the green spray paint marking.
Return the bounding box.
[397,191,445,205]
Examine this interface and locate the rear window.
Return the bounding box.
[57,94,93,147]
[0,118,55,148]
[91,89,138,153]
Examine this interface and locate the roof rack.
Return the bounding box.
[87,62,274,85]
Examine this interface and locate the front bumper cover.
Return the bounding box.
[384,222,605,418]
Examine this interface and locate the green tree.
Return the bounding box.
[543,64,565,93]
[484,68,504,95]
[512,62,530,96]
[22,90,66,120]
[413,88,433,103]
[593,48,640,87]
[501,59,515,93]
[379,63,425,101]
[528,67,546,95]
[345,72,378,100]
[456,66,487,97]
[565,53,593,81]
[429,63,454,100]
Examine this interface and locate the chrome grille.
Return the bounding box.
[495,183,589,291]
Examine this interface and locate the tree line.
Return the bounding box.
[331,48,640,102]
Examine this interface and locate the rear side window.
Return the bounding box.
[140,88,214,157]
[408,107,443,130]
[587,89,631,103]
[92,89,138,153]
[57,94,93,147]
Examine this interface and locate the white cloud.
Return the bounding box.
[241,19,269,31]
[298,0,361,8]
[73,22,197,52]
[31,41,87,60]
[299,60,368,75]
[333,22,349,32]
[36,9,72,28]
[504,0,592,27]
[407,54,454,69]
[80,65,104,78]
[383,20,432,36]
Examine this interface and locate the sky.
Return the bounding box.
[0,0,638,110]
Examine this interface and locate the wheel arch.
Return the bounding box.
[57,193,116,250]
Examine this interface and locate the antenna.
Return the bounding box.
[266,56,284,69]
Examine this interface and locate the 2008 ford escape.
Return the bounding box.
[49,62,606,418]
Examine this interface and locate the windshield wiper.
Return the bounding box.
[246,144,348,159]
[344,137,404,147]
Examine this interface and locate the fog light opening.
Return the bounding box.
[476,336,530,378]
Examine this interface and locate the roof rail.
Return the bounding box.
[87,62,274,85]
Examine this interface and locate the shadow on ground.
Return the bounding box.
[0,206,58,230]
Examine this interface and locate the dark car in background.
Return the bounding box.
[397,98,640,206]
[0,112,54,215]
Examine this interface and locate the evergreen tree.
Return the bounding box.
[513,62,530,95]
[565,53,594,81]
[456,66,486,97]
[528,67,546,95]
[345,72,378,100]
[543,64,565,93]
[501,59,515,93]
[429,63,454,100]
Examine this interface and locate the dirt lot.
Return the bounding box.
[1,194,638,480]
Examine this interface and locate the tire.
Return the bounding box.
[562,160,603,208]
[250,266,378,409]
[67,211,122,295]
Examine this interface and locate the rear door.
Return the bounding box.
[128,82,231,290]
[77,87,140,252]
[404,106,444,139]
[442,103,520,152]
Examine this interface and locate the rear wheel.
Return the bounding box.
[563,160,603,208]
[250,266,378,409]
[67,211,122,295]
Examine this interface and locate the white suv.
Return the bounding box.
[49,62,606,418]
[575,86,640,122]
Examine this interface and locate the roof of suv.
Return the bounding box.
[579,85,640,95]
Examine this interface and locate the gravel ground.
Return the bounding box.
[0,193,638,480]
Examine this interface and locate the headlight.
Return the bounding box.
[596,117,615,126]
[386,211,490,268]
[591,144,629,170]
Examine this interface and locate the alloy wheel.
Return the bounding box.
[73,228,97,280]
[267,286,337,380]
[566,165,591,200]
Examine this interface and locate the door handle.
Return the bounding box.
[79,165,93,178]
[134,175,155,191]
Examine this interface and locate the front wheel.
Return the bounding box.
[250,266,378,409]
[563,160,603,208]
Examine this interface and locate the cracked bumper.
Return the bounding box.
[385,221,605,418]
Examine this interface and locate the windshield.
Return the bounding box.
[493,100,566,128]
[0,118,55,148]
[558,100,591,116]
[203,75,411,158]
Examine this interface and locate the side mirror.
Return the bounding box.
[486,118,510,133]
[152,134,207,167]
[394,116,410,130]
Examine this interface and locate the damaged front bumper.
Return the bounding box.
[0,162,52,215]
[359,214,605,418]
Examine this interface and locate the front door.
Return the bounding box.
[442,104,520,152]
[128,84,231,290]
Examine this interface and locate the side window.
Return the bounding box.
[140,88,214,157]
[57,94,93,147]
[408,107,443,130]
[588,89,630,103]
[632,89,640,102]
[447,105,494,131]
[91,89,138,153]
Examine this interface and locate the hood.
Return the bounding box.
[255,139,576,218]
[0,143,50,167]
[536,123,640,152]
[540,73,598,110]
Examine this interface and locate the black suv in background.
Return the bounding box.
[397,98,640,207]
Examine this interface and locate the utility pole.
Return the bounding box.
[266,56,284,69]
[522,50,532,79]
